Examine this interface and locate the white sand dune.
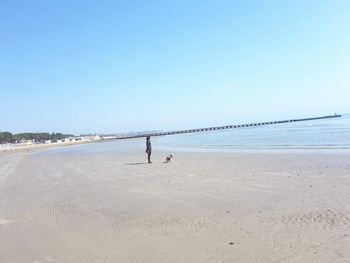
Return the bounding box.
[0,148,350,262]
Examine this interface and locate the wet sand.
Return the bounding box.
[0,146,350,262]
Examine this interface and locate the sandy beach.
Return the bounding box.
[0,138,102,153]
[0,144,350,263]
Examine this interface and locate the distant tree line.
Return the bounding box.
[0,132,74,144]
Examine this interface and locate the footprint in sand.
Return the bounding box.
[31,256,56,263]
[0,218,14,225]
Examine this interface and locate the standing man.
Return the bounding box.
[145,136,152,163]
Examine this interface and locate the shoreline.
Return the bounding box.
[154,145,350,154]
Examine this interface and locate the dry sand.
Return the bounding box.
[0,146,350,263]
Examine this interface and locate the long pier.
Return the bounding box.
[107,114,341,140]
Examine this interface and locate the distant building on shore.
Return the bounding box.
[20,139,34,146]
[75,135,101,141]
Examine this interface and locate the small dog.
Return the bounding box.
[165,154,173,163]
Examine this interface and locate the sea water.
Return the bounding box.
[37,113,350,155]
[153,113,350,152]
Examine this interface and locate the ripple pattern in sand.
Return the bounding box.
[43,200,108,231]
[42,200,243,261]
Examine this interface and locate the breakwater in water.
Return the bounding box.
[110,114,341,140]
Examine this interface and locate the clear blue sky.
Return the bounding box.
[1,0,349,135]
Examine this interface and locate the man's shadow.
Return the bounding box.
[125,162,172,165]
[125,162,148,166]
